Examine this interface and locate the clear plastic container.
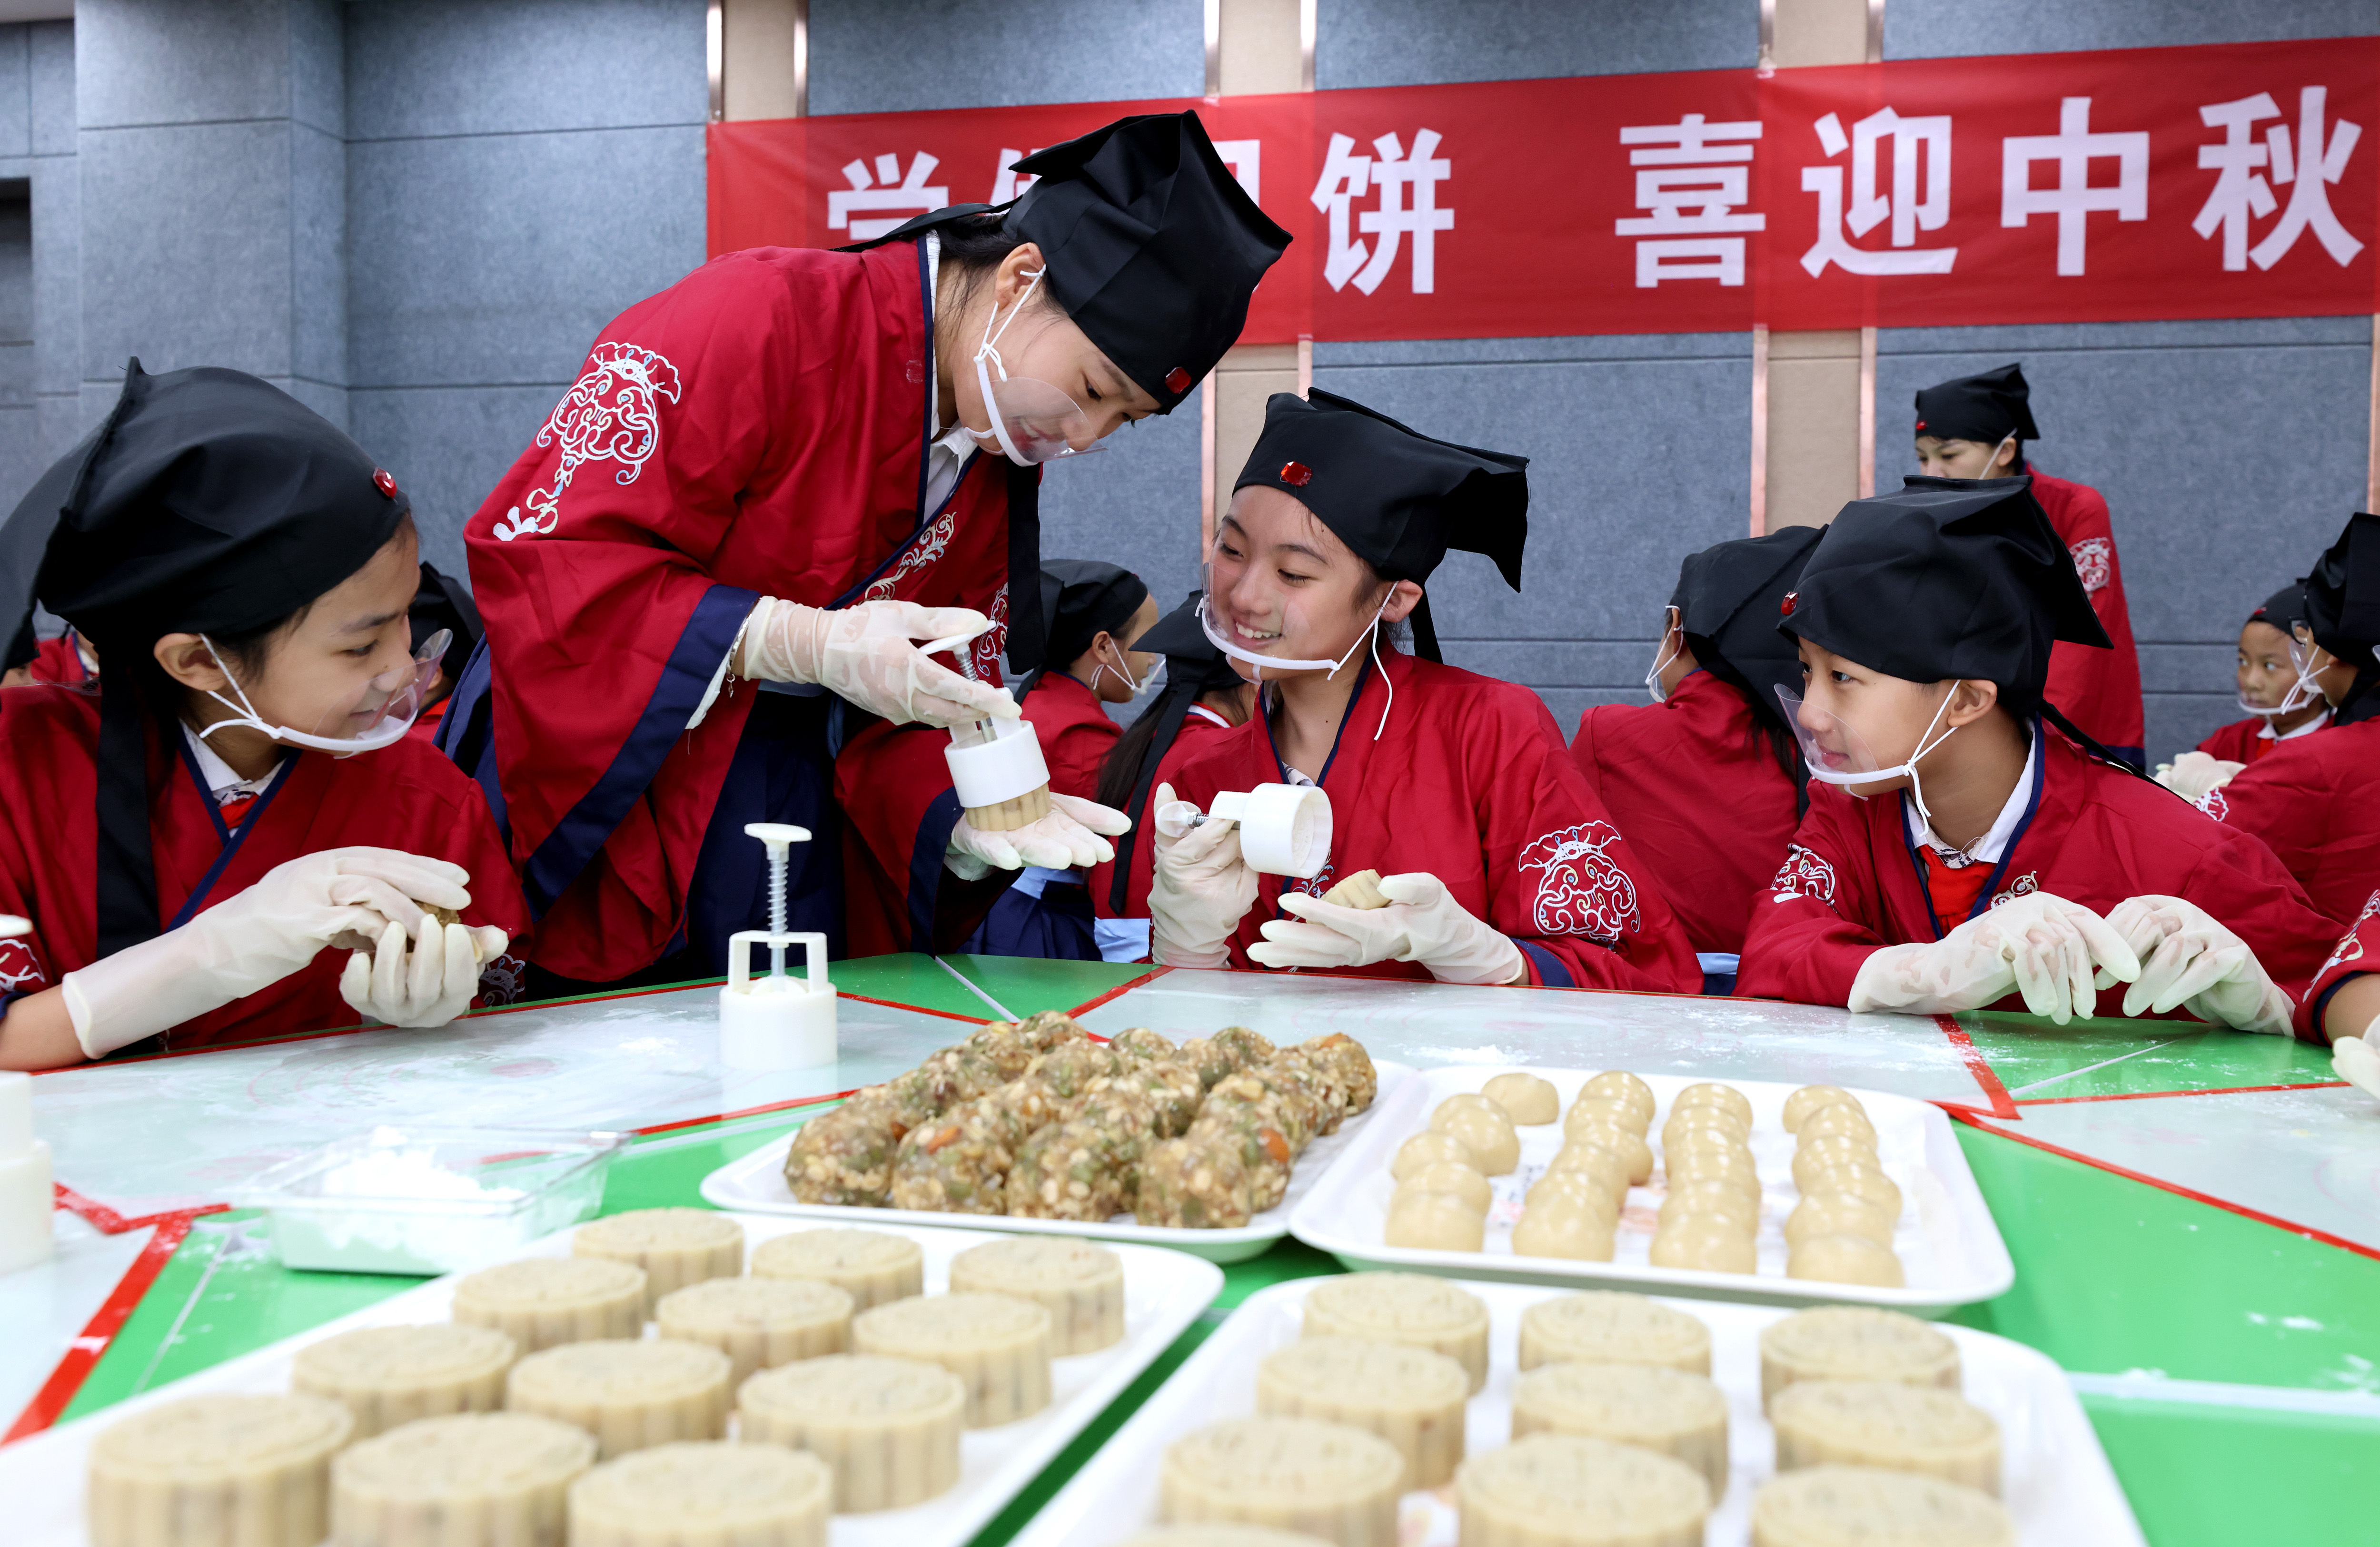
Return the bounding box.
[231,1125,627,1275]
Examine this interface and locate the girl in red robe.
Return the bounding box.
[1088,591,1257,961]
[1572,525,1819,982]
[1736,477,2331,1037]
[1147,391,1700,994]
[0,364,526,1069]
[444,113,1288,984]
[2194,514,2380,925]
[960,560,1159,960]
[1913,364,2145,769]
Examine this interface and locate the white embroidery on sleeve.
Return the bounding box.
[494,343,684,542]
[1520,821,1641,943]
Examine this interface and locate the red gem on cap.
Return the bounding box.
[1914,420,1928,432]
[1165,366,1192,394]
[1780,591,1799,617]
[372,468,398,498]
[1280,461,1312,487]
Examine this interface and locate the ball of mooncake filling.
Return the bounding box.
[1558,1121,1652,1185]
[1525,1170,1620,1221]
[1789,1135,1879,1192]
[1518,1292,1712,1376]
[1399,1159,1493,1215]
[1656,1180,1760,1235]
[331,1412,595,1547]
[1481,1073,1560,1125]
[750,1228,923,1310]
[574,1209,746,1314]
[567,1440,833,1547]
[88,1394,355,1547]
[1256,1335,1472,1488]
[1649,1218,1757,1275]
[1543,1143,1631,1202]
[1161,1417,1407,1547]
[1390,1130,1480,1182]
[1785,1191,1899,1249]
[1786,1233,1905,1288]
[1430,1100,1520,1175]
[1385,1188,1488,1252]
[1795,1160,1902,1220]
[1303,1272,1491,1393]
[1660,1107,1748,1152]
[1749,1464,2012,1547]
[1564,1096,1648,1139]
[1795,1102,1877,1147]
[1782,1085,1862,1134]
[1511,1196,1617,1261]
[1578,1071,1657,1126]
[735,1354,964,1512]
[1668,1082,1753,1128]
[1455,1432,1711,1547]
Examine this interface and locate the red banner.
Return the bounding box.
[707,37,2380,342]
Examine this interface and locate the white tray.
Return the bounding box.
[2,1213,1224,1547]
[702,1064,1415,1264]
[1013,1276,2145,1547]
[1287,1066,2013,1313]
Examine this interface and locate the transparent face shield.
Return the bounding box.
[2283,625,2336,713]
[1777,680,1962,831]
[972,266,1107,466]
[198,628,448,756]
[1196,548,1398,739]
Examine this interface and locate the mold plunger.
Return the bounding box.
[718,823,836,1070]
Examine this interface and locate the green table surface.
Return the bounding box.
[25,957,2380,1547]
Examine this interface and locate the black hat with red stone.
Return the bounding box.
[1668,523,1824,734]
[1914,362,2040,447]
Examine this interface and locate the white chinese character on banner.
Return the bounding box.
[2192,87,2363,272]
[1616,114,1765,287]
[828,152,950,241]
[1310,129,1453,294]
[2001,98,2147,276]
[1801,107,1957,277]
[992,148,1043,205]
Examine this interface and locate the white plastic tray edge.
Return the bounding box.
[699,1064,1417,1264]
[1010,1276,2146,1547]
[0,1213,1224,1547]
[1285,1066,2015,1314]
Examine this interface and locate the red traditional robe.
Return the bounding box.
[2195,716,2380,926]
[2195,711,2327,766]
[1170,650,1701,993]
[2298,887,2379,1039]
[1737,725,2336,1038]
[1569,670,1799,956]
[2030,466,2145,764]
[1091,704,1236,925]
[19,631,92,686]
[0,685,528,1051]
[1021,670,1120,801]
[463,242,1026,977]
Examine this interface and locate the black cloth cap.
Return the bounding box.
[1782,476,2108,712]
[1914,363,2039,446]
[1039,559,1150,667]
[2302,512,2380,668]
[1009,112,1291,415]
[2249,579,2311,633]
[1233,389,1530,591]
[1669,524,1824,731]
[16,360,408,655]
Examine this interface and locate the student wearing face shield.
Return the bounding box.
[1571,526,1821,984]
[2156,582,2330,798]
[2190,514,2380,927]
[445,112,1289,985]
[1913,365,2144,770]
[0,363,527,1070]
[955,560,1160,960]
[1145,391,1700,993]
[1735,478,2331,1035]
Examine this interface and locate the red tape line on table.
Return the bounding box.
[4,1205,228,1445]
[1931,1015,2020,1121]
[1952,1110,2380,1264]
[1065,965,1171,1020]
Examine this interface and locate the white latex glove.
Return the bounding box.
[2154,751,2245,800]
[339,918,507,1028]
[1148,783,1258,969]
[946,793,1129,874]
[2103,894,2295,1034]
[1252,872,1528,986]
[1848,890,2141,1025]
[2333,1035,2380,1102]
[59,848,472,1058]
[733,597,1021,729]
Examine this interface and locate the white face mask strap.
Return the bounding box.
[975,265,1046,371]
[195,636,268,741]
[1091,636,1140,697]
[1328,589,1394,681]
[1985,431,2017,476]
[1902,684,1963,835]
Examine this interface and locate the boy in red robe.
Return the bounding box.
[1737,476,2330,1037]
[1914,364,2144,769]
[1088,591,1255,961]
[2194,513,2380,925]
[1148,391,1700,994]
[0,363,526,1069]
[1573,525,1820,983]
